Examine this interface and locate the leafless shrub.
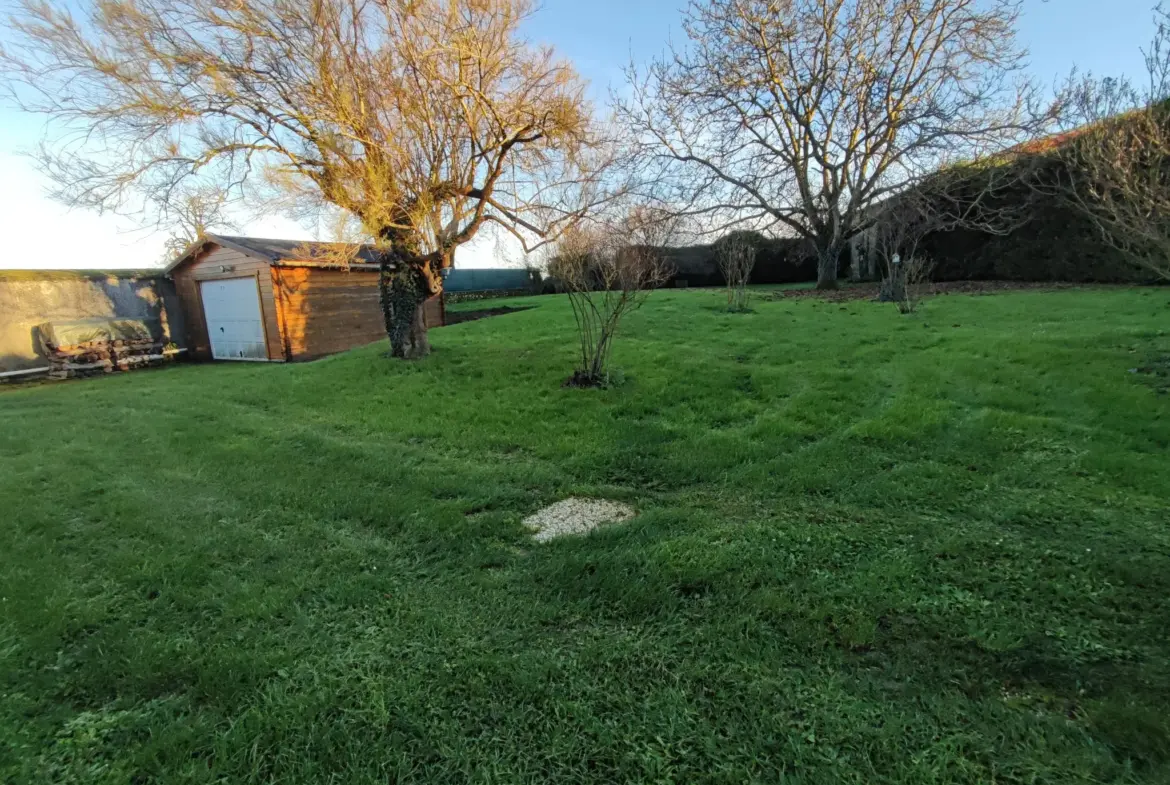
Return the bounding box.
[1042,4,1170,283]
[716,234,757,312]
[1061,112,1170,283]
[880,254,936,314]
[161,186,237,261]
[549,208,676,386]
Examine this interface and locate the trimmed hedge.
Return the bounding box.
[906,114,1164,283]
[665,232,847,287]
[665,200,1141,287]
[626,116,1166,288]
[918,190,1145,283]
[661,104,1170,286]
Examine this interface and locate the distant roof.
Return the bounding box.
[165,233,387,274]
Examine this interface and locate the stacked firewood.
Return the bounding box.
[38,323,179,380]
[45,339,114,379]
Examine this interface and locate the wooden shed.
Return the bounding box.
[167,235,444,362]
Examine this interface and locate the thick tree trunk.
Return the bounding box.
[400,301,431,359]
[371,224,448,360]
[379,263,431,359]
[815,246,840,290]
[849,236,862,282]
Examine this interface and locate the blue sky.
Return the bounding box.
[0,0,1159,269]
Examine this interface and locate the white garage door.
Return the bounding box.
[200,277,268,360]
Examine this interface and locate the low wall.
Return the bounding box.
[444,268,536,293]
[0,270,185,373]
[444,288,536,304]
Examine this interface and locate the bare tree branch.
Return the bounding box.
[0,0,621,357]
[1040,3,1170,283]
[615,0,1053,289]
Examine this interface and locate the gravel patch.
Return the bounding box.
[523,498,635,543]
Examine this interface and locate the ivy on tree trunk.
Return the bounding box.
[378,239,434,360]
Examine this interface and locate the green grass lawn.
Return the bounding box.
[2,286,1169,784]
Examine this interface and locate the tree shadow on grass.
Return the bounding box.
[441,305,536,326]
[699,304,758,314]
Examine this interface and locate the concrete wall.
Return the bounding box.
[0,271,185,372]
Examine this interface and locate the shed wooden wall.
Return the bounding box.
[171,245,283,361]
[272,267,445,361]
[425,292,445,330]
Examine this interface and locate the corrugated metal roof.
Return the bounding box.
[212,235,385,265]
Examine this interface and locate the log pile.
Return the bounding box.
[37,321,180,380]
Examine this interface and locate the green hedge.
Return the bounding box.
[919,192,1145,283]
[665,231,847,287]
[860,103,1170,285]
[667,203,1141,286]
[906,118,1161,283]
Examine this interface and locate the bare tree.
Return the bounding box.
[549,208,675,386]
[1,0,615,358]
[617,0,1050,290]
[161,186,238,261]
[878,251,935,313]
[1045,4,1170,282]
[715,233,757,311]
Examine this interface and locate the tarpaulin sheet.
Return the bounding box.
[38,318,157,348]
